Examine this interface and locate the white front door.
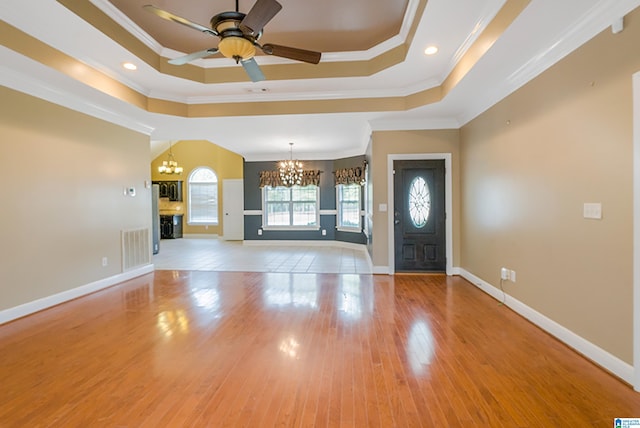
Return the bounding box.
[222,179,244,240]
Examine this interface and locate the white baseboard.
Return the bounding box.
[373,266,390,274]
[372,266,461,276]
[182,234,219,239]
[243,239,367,251]
[0,265,154,325]
[459,268,634,385]
[363,249,374,273]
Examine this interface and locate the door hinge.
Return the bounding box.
[392,169,396,175]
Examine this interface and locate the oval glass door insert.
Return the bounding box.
[408,176,431,228]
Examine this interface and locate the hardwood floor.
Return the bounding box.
[1,271,639,426]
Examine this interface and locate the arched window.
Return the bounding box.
[188,167,218,225]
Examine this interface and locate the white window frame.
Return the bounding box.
[363,162,371,238]
[187,167,218,225]
[262,185,320,230]
[336,183,362,232]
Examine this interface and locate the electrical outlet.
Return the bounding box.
[322,229,326,236]
[102,257,108,267]
[258,229,263,236]
[510,270,517,282]
[500,267,509,280]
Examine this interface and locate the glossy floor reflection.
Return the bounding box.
[153,238,372,273]
[1,271,639,426]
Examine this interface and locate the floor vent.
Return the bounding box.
[122,228,151,271]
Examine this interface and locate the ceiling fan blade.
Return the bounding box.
[168,48,220,65]
[239,0,282,35]
[261,44,321,64]
[241,58,266,82]
[143,5,216,36]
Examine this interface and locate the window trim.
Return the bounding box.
[262,185,320,230]
[187,167,219,226]
[336,183,362,233]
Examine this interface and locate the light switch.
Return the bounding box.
[379,203,387,212]
[583,203,602,219]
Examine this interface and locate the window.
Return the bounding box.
[188,167,218,225]
[337,184,361,231]
[263,185,319,229]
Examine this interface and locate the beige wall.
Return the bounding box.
[1,86,150,311]
[460,9,640,363]
[151,140,244,236]
[370,129,461,269]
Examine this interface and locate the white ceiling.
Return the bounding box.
[1,0,639,161]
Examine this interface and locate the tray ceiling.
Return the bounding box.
[1,0,638,160]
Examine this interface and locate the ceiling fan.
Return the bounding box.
[143,0,322,82]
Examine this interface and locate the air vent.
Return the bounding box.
[122,228,151,271]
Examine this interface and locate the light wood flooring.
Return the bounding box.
[1,271,639,426]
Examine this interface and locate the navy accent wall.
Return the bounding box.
[244,156,367,245]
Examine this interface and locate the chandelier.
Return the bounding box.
[278,143,303,187]
[158,141,183,175]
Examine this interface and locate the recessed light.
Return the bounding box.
[424,46,439,55]
[122,62,137,70]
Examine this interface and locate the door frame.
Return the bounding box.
[387,153,453,275]
[633,71,639,391]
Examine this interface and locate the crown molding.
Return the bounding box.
[90,0,164,52]
[0,50,155,136]
[448,0,505,74]
[146,76,442,105]
[505,0,640,93]
[458,0,640,126]
[244,145,369,162]
[370,117,460,131]
[243,121,372,162]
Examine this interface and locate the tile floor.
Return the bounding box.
[152,238,373,274]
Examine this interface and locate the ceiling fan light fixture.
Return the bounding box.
[218,36,256,60]
[144,0,322,80]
